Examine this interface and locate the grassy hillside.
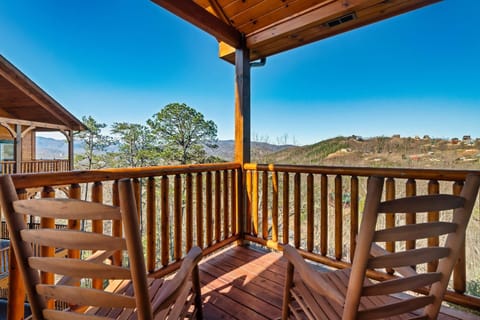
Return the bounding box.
[260,136,480,169]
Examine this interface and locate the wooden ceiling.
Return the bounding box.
[0,55,85,131]
[152,0,440,63]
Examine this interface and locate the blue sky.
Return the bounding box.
[0,0,479,145]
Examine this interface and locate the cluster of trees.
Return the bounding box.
[75,103,219,169]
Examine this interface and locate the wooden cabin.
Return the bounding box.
[0,55,85,174]
[4,1,480,319]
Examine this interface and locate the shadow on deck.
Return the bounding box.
[199,245,480,320]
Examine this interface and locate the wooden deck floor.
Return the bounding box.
[198,245,480,320]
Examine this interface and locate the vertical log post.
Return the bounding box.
[335,175,343,260]
[206,172,213,247]
[427,179,440,272]
[112,180,122,266]
[215,171,221,243]
[252,170,259,236]
[453,180,466,293]
[147,177,156,272]
[282,172,289,244]
[174,174,182,261]
[7,188,27,320]
[161,176,169,267]
[306,173,314,252]
[385,178,396,274]
[41,186,55,308]
[234,46,250,242]
[320,174,328,256]
[405,179,417,251]
[231,170,237,236]
[272,171,279,243]
[91,182,103,290]
[186,173,193,252]
[350,176,359,262]
[196,173,203,248]
[223,170,229,240]
[294,173,301,248]
[262,171,268,240]
[246,170,252,235]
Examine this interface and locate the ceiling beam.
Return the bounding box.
[151,0,242,48]
[246,0,385,49]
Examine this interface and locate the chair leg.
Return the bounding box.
[192,265,203,320]
[282,262,295,320]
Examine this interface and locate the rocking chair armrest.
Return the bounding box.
[283,244,344,306]
[151,246,203,313]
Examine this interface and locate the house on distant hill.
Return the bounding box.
[0,55,85,174]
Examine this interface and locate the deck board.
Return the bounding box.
[198,245,480,320]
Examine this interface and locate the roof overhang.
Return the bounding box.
[0,55,86,131]
[152,0,441,64]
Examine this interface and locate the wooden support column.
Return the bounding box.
[234,45,250,243]
[14,124,22,173]
[68,130,74,170]
[234,46,251,163]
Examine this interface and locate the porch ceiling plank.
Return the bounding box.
[0,55,85,131]
[151,0,242,48]
[216,0,441,63]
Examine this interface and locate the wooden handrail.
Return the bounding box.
[11,162,241,188]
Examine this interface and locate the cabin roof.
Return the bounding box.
[152,0,441,64]
[0,55,85,131]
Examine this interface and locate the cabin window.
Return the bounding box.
[0,140,14,161]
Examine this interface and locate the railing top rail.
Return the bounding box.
[244,163,479,181]
[11,162,241,189]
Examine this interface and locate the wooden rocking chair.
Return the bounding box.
[282,174,480,320]
[0,175,203,319]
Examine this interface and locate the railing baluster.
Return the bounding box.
[147,177,156,272]
[68,183,81,262]
[246,170,252,235]
[186,174,193,252]
[223,170,229,240]
[272,171,279,243]
[174,174,182,261]
[294,173,300,248]
[385,177,396,274]
[8,189,27,320]
[282,172,289,244]
[262,171,269,240]
[320,174,328,256]
[41,186,55,308]
[231,169,236,236]
[133,178,141,220]
[307,173,314,252]
[215,171,221,243]
[161,175,169,266]
[196,173,203,248]
[91,182,103,290]
[453,180,466,294]
[253,170,259,236]
[350,176,358,262]
[206,172,213,246]
[335,175,343,260]
[405,179,416,251]
[427,179,440,272]
[112,180,122,266]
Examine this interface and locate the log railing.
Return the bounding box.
[4,162,480,317]
[6,162,241,319]
[0,159,70,174]
[243,163,480,310]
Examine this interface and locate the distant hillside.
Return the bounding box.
[264,136,480,169]
[36,135,480,169]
